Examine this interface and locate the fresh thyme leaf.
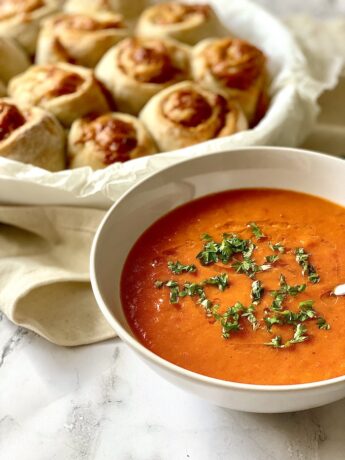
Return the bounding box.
[251,280,264,303]
[203,273,229,292]
[317,318,331,330]
[269,242,285,254]
[295,247,320,283]
[265,254,280,264]
[248,222,265,240]
[167,260,196,274]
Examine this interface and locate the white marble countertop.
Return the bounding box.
[2,311,345,460]
[2,2,345,460]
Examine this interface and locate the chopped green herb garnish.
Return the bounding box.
[201,233,213,241]
[203,273,229,292]
[196,239,219,265]
[269,242,285,254]
[243,242,256,258]
[248,222,265,240]
[180,282,204,297]
[317,318,331,330]
[265,335,283,348]
[165,280,179,304]
[277,274,306,296]
[232,257,270,279]
[155,224,329,347]
[219,302,244,338]
[265,323,308,348]
[295,248,320,283]
[265,254,279,264]
[168,261,196,274]
[251,280,264,303]
[264,316,281,331]
[196,233,252,266]
[269,275,306,311]
[287,323,308,346]
[242,304,259,330]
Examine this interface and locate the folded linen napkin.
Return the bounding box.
[0,206,115,346]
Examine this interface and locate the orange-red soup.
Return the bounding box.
[121,189,345,385]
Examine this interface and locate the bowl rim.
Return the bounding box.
[90,146,345,393]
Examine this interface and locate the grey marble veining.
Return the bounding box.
[1,311,345,460]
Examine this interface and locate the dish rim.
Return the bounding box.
[90,146,345,392]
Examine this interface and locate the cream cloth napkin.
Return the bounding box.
[0,206,115,346]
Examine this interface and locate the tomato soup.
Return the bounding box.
[121,189,345,385]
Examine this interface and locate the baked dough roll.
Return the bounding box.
[64,0,147,19]
[191,38,268,124]
[136,2,223,45]
[140,81,247,152]
[0,37,30,84]
[36,12,129,68]
[0,0,60,55]
[68,112,157,169]
[95,37,191,115]
[8,63,110,127]
[0,98,65,171]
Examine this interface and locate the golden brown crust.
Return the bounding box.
[53,13,125,31]
[76,114,138,163]
[117,38,188,84]
[151,3,211,25]
[0,101,26,141]
[203,38,266,91]
[140,81,248,152]
[0,0,44,20]
[37,67,85,101]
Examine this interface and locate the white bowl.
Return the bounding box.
[90,147,345,413]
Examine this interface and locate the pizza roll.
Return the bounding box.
[64,0,147,19]
[0,98,65,171]
[68,112,157,169]
[95,37,191,115]
[0,36,30,84]
[136,2,223,45]
[140,81,247,152]
[36,12,129,68]
[191,38,268,124]
[8,63,110,126]
[0,0,60,55]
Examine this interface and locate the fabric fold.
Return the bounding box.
[0,206,115,346]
